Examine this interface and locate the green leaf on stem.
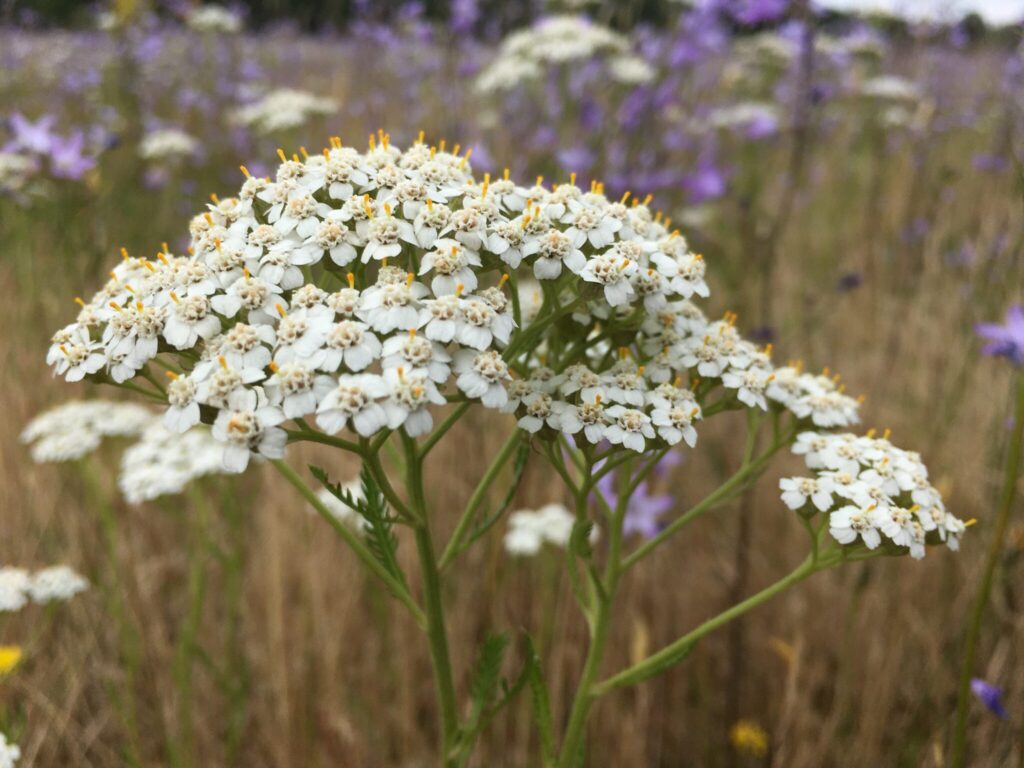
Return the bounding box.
[523,636,557,764]
[309,464,407,589]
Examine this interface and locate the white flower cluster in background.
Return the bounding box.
[139,129,200,162]
[0,152,35,195]
[476,15,654,92]
[118,422,225,503]
[311,485,371,531]
[504,503,597,556]
[0,732,19,768]
[779,431,965,559]
[184,4,243,34]
[0,565,88,613]
[47,134,865,477]
[19,400,152,462]
[230,89,338,134]
[22,402,227,503]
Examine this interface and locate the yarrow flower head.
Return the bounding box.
[0,732,19,768]
[780,429,966,559]
[46,127,962,570]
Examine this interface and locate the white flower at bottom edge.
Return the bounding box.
[603,405,655,453]
[779,476,834,512]
[454,349,511,409]
[212,406,287,473]
[381,368,447,437]
[829,504,882,550]
[0,731,20,768]
[316,374,390,436]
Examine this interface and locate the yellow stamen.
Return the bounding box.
[73,296,85,307]
[165,370,179,380]
[268,361,279,373]
[218,355,228,369]
[406,272,415,287]
[275,303,287,318]
[169,291,180,304]
[346,272,355,289]
[276,148,287,163]
[239,165,251,177]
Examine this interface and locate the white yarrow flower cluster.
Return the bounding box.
[504,503,597,556]
[185,4,243,34]
[0,733,19,768]
[231,89,337,134]
[46,134,865,478]
[476,15,653,92]
[23,402,229,502]
[0,565,88,612]
[139,129,200,162]
[780,431,965,559]
[20,400,152,462]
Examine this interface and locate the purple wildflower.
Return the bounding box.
[7,113,56,154]
[49,132,96,180]
[970,679,1008,719]
[622,482,675,539]
[976,305,1024,366]
[684,156,728,205]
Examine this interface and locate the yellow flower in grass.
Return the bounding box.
[0,646,22,676]
[729,719,769,759]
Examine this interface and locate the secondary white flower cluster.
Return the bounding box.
[118,422,225,503]
[0,733,19,768]
[139,129,199,162]
[231,89,338,135]
[0,565,88,612]
[47,135,862,473]
[504,503,597,556]
[185,4,243,34]
[22,401,226,502]
[20,400,152,462]
[779,431,965,559]
[476,15,654,93]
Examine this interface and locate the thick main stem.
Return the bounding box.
[951,373,1024,767]
[403,435,459,765]
[556,463,629,767]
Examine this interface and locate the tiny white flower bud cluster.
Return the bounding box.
[0,565,88,613]
[476,15,654,93]
[503,503,597,556]
[780,431,965,559]
[48,135,863,475]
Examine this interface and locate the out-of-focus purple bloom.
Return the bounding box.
[449,0,479,35]
[970,679,1008,719]
[972,153,1007,173]
[8,113,56,154]
[557,145,595,174]
[726,0,790,26]
[836,272,863,293]
[749,325,775,344]
[976,305,1024,366]
[744,112,780,140]
[622,482,675,539]
[684,156,728,204]
[49,132,96,180]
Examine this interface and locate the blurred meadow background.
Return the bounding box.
[2,0,1024,765]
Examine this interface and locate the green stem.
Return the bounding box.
[439,431,523,569]
[270,459,425,628]
[555,455,631,767]
[951,373,1024,767]
[592,554,824,695]
[621,424,794,571]
[402,434,459,765]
